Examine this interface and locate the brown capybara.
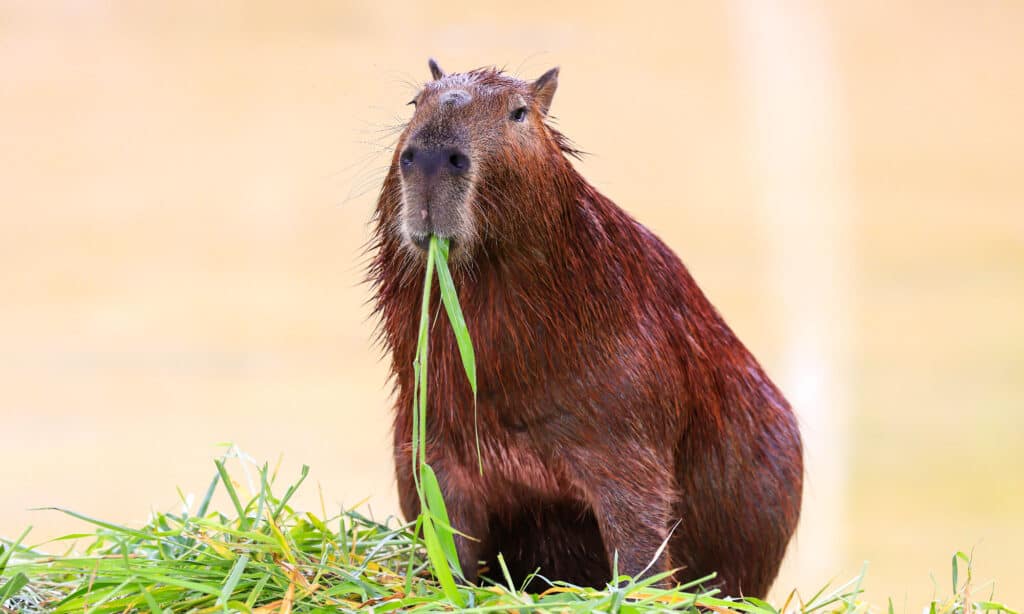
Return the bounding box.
[368,59,803,598]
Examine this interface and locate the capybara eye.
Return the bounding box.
[511,107,528,122]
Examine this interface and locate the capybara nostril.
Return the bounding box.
[448,151,470,173]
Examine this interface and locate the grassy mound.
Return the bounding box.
[0,451,1018,613]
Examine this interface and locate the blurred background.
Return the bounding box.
[1,1,1021,605]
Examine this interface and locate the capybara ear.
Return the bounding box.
[532,67,559,115]
[428,58,445,81]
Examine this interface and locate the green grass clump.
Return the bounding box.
[0,453,1018,613]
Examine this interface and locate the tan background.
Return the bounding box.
[1,1,1022,605]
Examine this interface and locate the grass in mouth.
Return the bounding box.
[1,236,1019,613]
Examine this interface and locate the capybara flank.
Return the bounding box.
[369,59,803,598]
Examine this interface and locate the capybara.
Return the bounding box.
[368,59,803,598]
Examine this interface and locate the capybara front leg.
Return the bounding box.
[567,451,677,586]
[432,462,490,584]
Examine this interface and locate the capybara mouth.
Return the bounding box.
[409,233,454,252]
[411,233,430,251]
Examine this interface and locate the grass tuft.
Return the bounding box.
[0,453,1017,613]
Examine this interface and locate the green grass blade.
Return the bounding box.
[29,508,165,542]
[0,572,29,602]
[214,460,248,529]
[420,463,463,577]
[0,526,31,576]
[216,553,250,607]
[272,464,310,520]
[975,602,1019,614]
[413,237,437,481]
[244,573,271,609]
[433,236,483,474]
[433,236,477,397]
[421,515,463,606]
[131,573,222,597]
[404,515,424,598]
[253,464,270,532]
[136,581,163,614]
[197,471,220,517]
[418,288,433,470]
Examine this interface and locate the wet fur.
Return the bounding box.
[368,66,803,597]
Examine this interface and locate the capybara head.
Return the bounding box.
[394,59,562,254]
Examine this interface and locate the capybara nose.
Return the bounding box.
[400,146,470,177]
